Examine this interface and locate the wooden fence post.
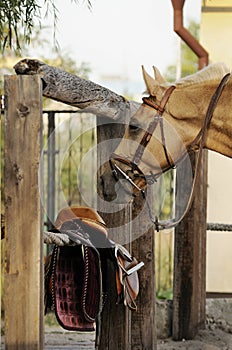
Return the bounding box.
[172,152,207,340]
[170,1,209,339]
[4,75,44,349]
[97,119,157,350]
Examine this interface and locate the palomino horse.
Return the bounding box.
[100,63,232,225]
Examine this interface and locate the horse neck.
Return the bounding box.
[166,80,232,159]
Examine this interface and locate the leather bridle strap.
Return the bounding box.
[189,72,230,150]
[151,72,231,231]
[132,86,176,168]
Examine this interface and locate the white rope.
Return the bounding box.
[44,231,77,246]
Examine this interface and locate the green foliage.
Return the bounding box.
[60,127,96,206]
[0,0,92,53]
[157,170,174,221]
[0,0,40,52]
[157,289,173,300]
[45,312,59,326]
[155,229,174,299]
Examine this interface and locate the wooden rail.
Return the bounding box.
[4,75,44,349]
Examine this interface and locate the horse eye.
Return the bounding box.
[129,120,141,132]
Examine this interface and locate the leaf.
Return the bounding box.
[0,0,92,53]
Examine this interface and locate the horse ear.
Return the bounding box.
[152,66,166,84]
[142,65,159,95]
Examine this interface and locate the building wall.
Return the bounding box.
[201,0,232,292]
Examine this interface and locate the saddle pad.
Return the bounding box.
[53,244,101,331]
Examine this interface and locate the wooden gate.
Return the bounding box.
[2,74,157,349]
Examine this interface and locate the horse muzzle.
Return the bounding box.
[98,155,150,204]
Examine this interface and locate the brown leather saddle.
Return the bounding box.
[45,206,144,347]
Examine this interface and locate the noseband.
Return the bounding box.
[109,73,231,230]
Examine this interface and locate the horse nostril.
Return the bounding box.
[99,175,104,186]
[98,176,105,194]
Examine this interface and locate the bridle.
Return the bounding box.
[133,86,176,170]
[109,73,231,230]
[109,85,176,186]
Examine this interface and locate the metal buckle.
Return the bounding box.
[124,262,145,276]
[115,244,144,276]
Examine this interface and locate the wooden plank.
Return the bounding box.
[172,152,207,340]
[97,119,157,349]
[4,75,44,349]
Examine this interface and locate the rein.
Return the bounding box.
[110,72,230,231]
[162,72,231,230]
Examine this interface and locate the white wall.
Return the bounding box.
[201,0,232,292]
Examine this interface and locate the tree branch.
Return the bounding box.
[14,59,139,120]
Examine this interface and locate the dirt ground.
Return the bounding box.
[43,324,232,350]
[1,323,232,349]
[157,328,232,350]
[2,299,232,349]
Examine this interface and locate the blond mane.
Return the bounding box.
[174,62,230,86]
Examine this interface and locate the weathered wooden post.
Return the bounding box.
[96,119,129,349]
[97,118,157,349]
[4,75,44,349]
[172,153,207,339]
[171,0,209,340]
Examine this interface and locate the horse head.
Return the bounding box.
[100,62,232,203]
[100,66,185,203]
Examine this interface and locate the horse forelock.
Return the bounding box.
[174,62,231,86]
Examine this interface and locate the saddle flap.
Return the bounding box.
[52,243,102,331]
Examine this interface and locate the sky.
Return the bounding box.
[43,0,201,95]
